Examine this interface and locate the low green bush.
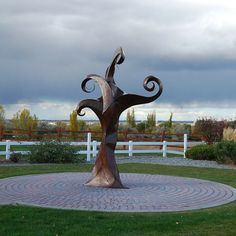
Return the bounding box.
[29,140,83,163]
[186,141,236,165]
[215,140,236,164]
[186,144,216,161]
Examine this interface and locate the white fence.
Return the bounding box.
[0,133,202,162]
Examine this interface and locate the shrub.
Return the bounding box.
[186,144,216,161]
[194,118,226,144]
[215,140,236,164]
[29,140,83,163]
[186,141,236,165]
[171,123,192,135]
[10,152,22,163]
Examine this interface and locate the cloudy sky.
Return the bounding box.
[0,0,236,121]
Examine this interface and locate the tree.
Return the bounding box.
[126,108,136,128]
[11,108,38,139]
[167,112,173,129]
[171,123,192,135]
[194,118,226,144]
[146,112,156,132]
[70,110,78,140]
[55,121,67,130]
[0,105,5,128]
[159,112,173,130]
[11,109,38,130]
[136,121,146,132]
[37,121,54,140]
[78,120,87,131]
[54,121,67,140]
[158,112,173,140]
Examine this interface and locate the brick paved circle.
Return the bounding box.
[0,173,236,212]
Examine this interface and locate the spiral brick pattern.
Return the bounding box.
[0,173,235,212]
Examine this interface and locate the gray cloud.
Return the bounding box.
[0,0,236,115]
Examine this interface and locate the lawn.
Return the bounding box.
[0,163,236,236]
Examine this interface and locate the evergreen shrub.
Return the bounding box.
[185,144,216,161]
[215,140,236,164]
[186,141,236,165]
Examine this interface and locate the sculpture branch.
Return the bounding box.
[116,76,163,113]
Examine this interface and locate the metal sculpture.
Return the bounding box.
[77,47,163,188]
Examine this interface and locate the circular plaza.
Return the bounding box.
[0,172,235,212]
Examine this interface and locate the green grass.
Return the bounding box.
[1,203,236,236]
[0,163,236,235]
[0,164,92,178]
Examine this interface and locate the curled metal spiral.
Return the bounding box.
[143,76,163,97]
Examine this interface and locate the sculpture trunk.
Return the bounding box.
[85,117,124,188]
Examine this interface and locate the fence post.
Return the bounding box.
[0,126,3,141]
[128,140,133,157]
[6,140,11,160]
[28,126,32,140]
[86,132,92,162]
[92,140,97,158]
[162,141,167,158]
[184,133,188,158]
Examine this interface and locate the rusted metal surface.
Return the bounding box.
[77,47,163,188]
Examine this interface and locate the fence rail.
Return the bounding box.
[0,127,201,142]
[0,133,203,162]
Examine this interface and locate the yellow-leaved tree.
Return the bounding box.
[70,110,78,140]
[126,108,136,128]
[146,112,156,132]
[0,105,5,140]
[0,105,5,128]
[11,108,38,139]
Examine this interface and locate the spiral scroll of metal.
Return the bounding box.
[77,47,163,188]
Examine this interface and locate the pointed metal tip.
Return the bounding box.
[114,47,125,65]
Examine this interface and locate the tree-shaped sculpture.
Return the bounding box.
[77,47,163,188]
